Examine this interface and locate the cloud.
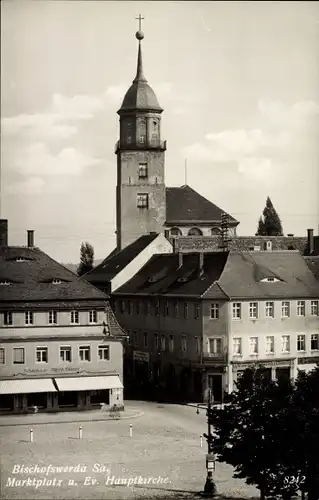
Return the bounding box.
[182,100,319,181]
[7,177,45,195]
[14,143,101,177]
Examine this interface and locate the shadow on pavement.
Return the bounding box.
[130,484,259,499]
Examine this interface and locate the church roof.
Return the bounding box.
[118,30,162,114]
[84,233,159,284]
[165,185,238,225]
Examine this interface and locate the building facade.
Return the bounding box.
[112,250,319,403]
[0,220,126,414]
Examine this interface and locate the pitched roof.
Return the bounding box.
[105,302,127,338]
[113,252,229,297]
[204,251,319,300]
[0,246,108,304]
[165,185,238,224]
[114,250,319,300]
[84,233,159,284]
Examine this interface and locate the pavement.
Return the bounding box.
[0,405,143,427]
[0,401,260,500]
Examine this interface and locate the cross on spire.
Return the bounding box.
[135,14,144,31]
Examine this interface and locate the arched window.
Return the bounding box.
[188,227,203,236]
[170,227,182,236]
[138,119,146,144]
[211,228,221,236]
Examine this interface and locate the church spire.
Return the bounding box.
[133,15,147,83]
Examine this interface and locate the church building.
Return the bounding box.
[114,23,238,252]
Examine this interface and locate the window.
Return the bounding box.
[0,280,11,285]
[0,348,5,364]
[233,338,242,356]
[174,301,179,317]
[311,334,319,351]
[79,345,91,362]
[16,257,26,262]
[154,333,159,349]
[164,301,169,317]
[128,300,133,315]
[311,301,319,316]
[194,303,200,319]
[120,300,125,314]
[297,335,306,352]
[98,345,110,361]
[13,347,25,364]
[48,311,57,325]
[136,301,141,315]
[188,227,203,236]
[232,303,241,319]
[160,334,166,350]
[89,310,98,323]
[195,337,201,354]
[281,301,290,318]
[139,135,145,144]
[143,332,148,348]
[249,302,258,319]
[281,335,290,353]
[169,334,174,352]
[60,346,72,362]
[52,278,61,285]
[25,311,34,325]
[170,227,182,237]
[4,311,13,326]
[266,336,275,354]
[137,193,148,208]
[297,301,305,317]
[184,302,188,319]
[265,302,274,318]
[146,301,151,315]
[36,347,48,363]
[155,300,160,317]
[181,335,187,352]
[209,338,222,354]
[249,337,258,354]
[210,303,219,319]
[138,163,148,179]
[71,311,79,324]
[133,331,138,346]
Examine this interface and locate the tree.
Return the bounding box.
[205,367,299,499]
[256,196,283,236]
[77,242,94,276]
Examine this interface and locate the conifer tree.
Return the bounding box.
[77,242,94,276]
[256,197,283,236]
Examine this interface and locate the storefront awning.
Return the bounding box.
[54,375,123,392]
[0,378,57,394]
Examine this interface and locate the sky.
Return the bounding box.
[1,0,319,263]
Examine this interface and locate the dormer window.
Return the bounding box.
[16,257,26,262]
[0,280,11,285]
[52,279,61,285]
[260,277,280,283]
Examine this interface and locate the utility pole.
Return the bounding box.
[202,388,217,497]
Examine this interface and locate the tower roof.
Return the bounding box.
[118,26,163,114]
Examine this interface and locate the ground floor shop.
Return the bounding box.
[124,352,225,403]
[228,358,297,393]
[0,375,123,414]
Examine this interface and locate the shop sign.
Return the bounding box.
[298,357,319,365]
[232,359,293,370]
[133,351,149,363]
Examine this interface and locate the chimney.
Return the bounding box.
[27,230,34,248]
[0,219,8,246]
[307,228,314,255]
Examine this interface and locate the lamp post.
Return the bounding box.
[202,388,217,497]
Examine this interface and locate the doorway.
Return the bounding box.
[208,374,223,403]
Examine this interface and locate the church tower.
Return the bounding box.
[115,18,166,251]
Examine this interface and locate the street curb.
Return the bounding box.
[0,410,144,427]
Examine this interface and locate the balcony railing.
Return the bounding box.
[115,140,167,153]
[202,352,227,364]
